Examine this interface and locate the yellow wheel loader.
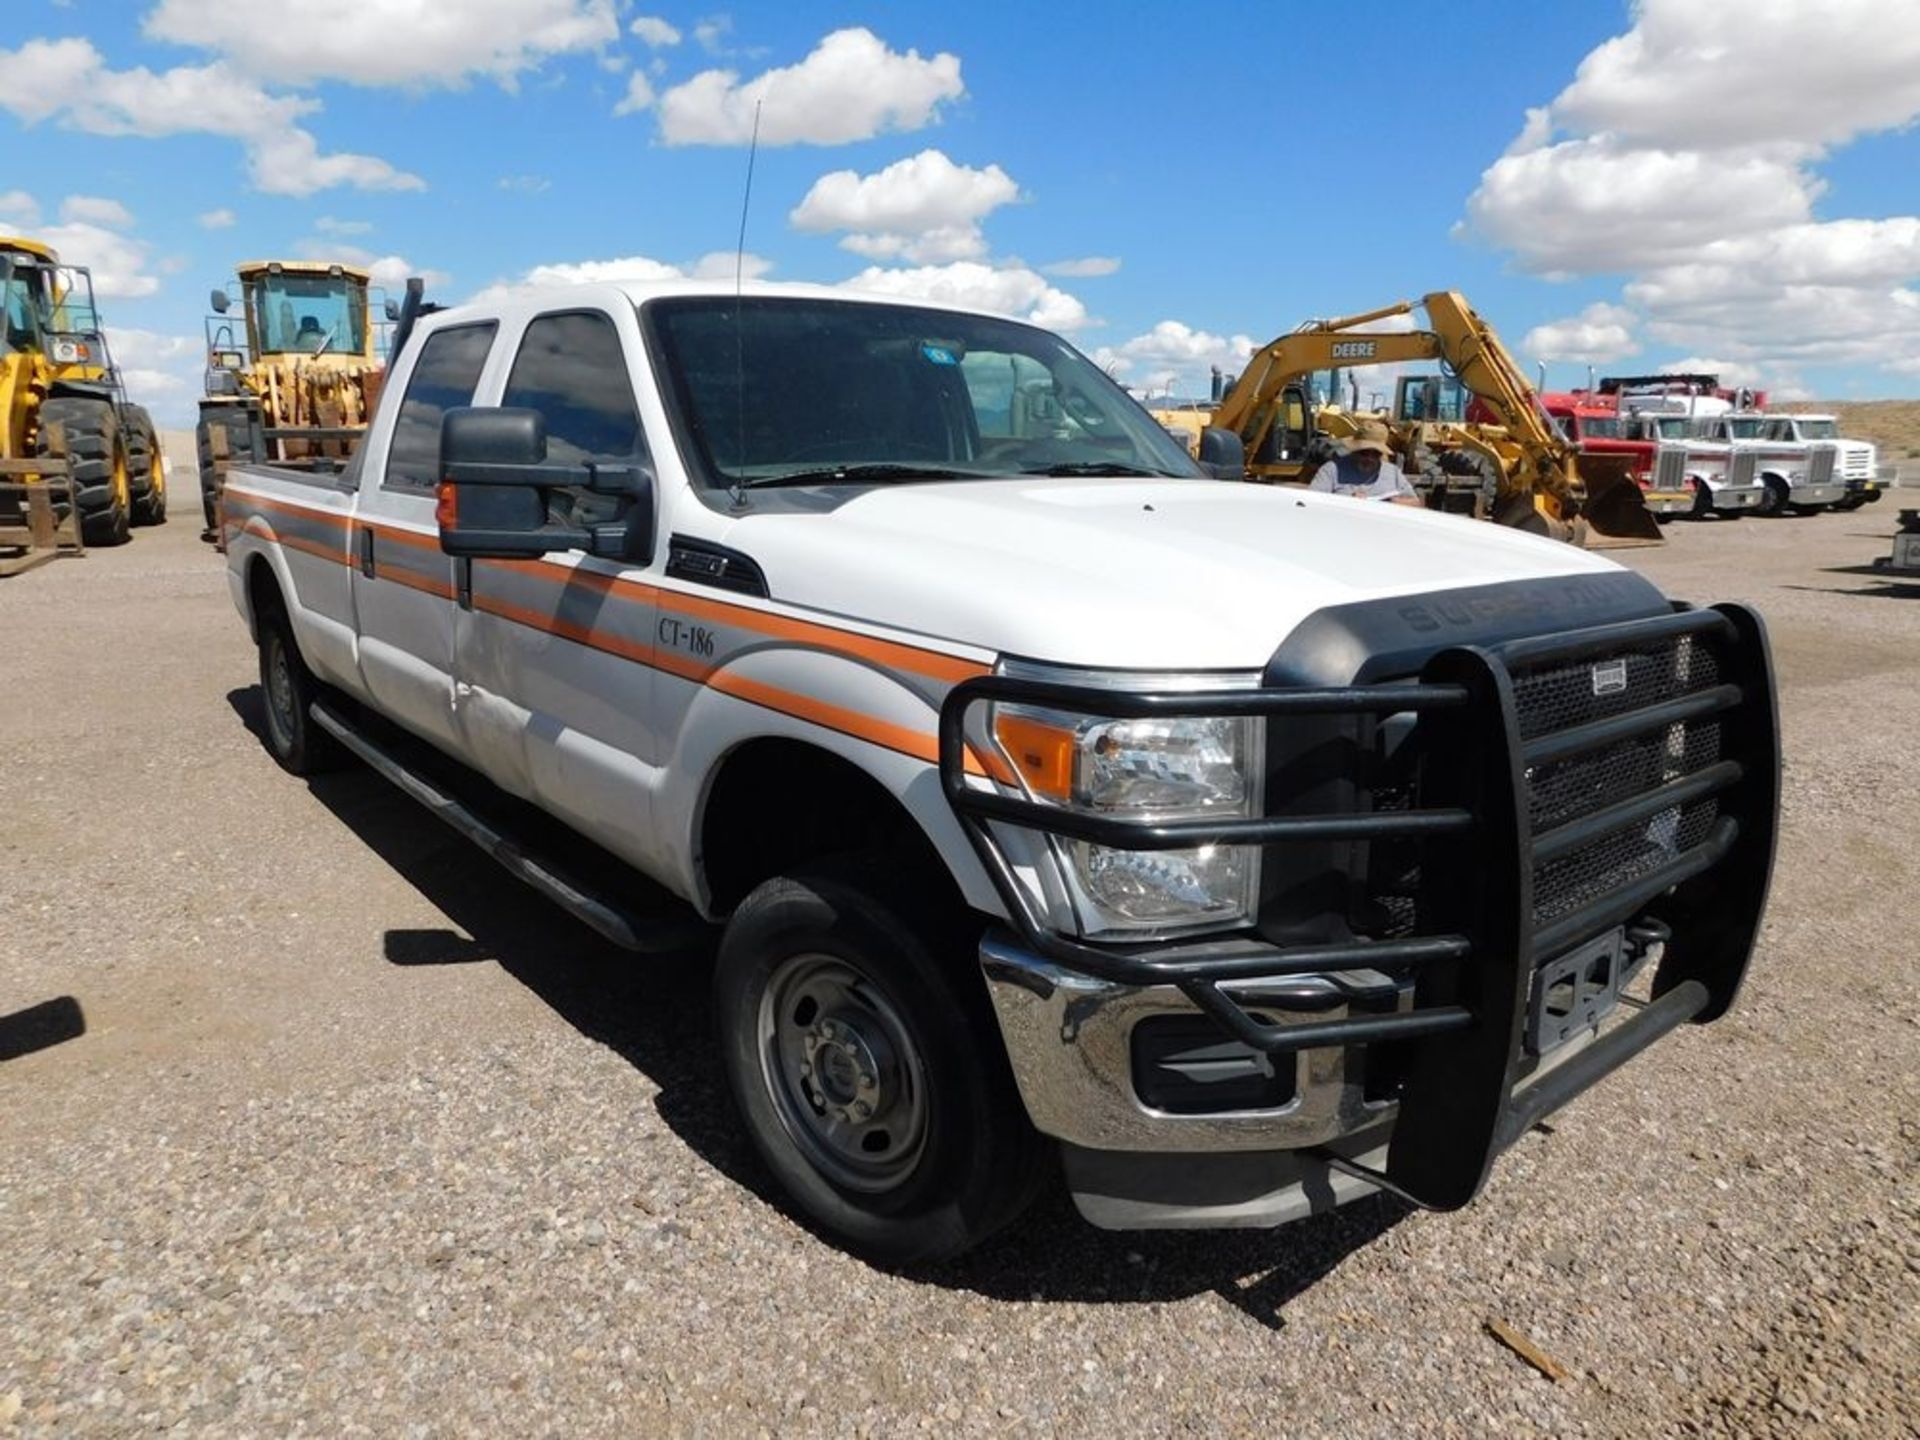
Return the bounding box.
[1,235,165,552]
[1161,292,1662,547]
[197,260,386,541]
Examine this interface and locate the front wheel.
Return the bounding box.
[1758,476,1791,516]
[714,859,1048,1264]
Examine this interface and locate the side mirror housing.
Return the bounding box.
[210,289,230,314]
[384,298,400,322]
[1197,426,1246,481]
[436,407,656,563]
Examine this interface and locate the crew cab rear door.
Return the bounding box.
[450,305,662,859]
[349,318,498,749]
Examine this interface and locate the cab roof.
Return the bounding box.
[424,276,1038,331]
[236,259,373,283]
[0,235,59,263]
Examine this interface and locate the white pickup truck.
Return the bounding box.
[221,280,1780,1262]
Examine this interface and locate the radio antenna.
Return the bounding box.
[728,99,762,509]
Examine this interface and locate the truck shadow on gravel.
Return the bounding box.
[230,684,1408,1328]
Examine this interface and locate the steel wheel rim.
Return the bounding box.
[265,637,297,750]
[757,953,930,1194]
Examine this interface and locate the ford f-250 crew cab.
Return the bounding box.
[220,280,1779,1263]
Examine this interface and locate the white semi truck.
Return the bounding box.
[219,280,1780,1261]
[1761,414,1883,511]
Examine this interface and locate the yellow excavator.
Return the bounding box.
[197,259,385,539]
[1160,291,1661,546]
[2,234,166,555]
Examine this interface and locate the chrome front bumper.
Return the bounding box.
[1642,489,1694,514]
[1707,485,1765,511]
[1789,482,1848,507]
[980,930,1394,1153]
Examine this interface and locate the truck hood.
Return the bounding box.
[721,477,1625,671]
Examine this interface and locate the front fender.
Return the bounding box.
[655,644,1004,920]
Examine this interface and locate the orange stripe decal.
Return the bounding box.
[227,496,1006,777]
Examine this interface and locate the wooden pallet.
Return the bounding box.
[0,455,84,577]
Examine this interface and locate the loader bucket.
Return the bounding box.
[1578,454,1665,548]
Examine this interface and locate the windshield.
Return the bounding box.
[1795,419,1838,439]
[245,272,368,355]
[1654,417,1689,438]
[646,296,1201,487]
[1725,416,1764,440]
[1,256,54,352]
[1580,416,1625,439]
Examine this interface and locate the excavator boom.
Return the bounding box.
[1202,291,1661,546]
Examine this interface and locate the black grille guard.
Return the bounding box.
[938,602,1780,1211]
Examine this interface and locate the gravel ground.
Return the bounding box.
[2,463,1915,1437]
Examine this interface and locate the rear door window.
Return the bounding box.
[384,322,497,490]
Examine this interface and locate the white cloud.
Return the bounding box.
[59,195,133,229]
[1523,302,1639,364]
[0,190,41,225]
[465,250,775,305]
[1042,257,1121,278]
[497,174,551,193]
[630,16,681,47]
[1460,0,1920,387]
[685,252,777,281]
[1659,357,1770,390]
[314,216,373,236]
[837,261,1087,333]
[292,239,452,293]
[104,327,201,398]
[0,37,424,196]
[692,20,731,55]
[1090,321,1256,397]
[1549,1,1920,153]
[790,149,1016,263]
[366,256,453,291]
[1464,138,1814,275]
[613,71,655,116]
[38,221,158,298]
[144,0,619,90]
[197,207,236,229]
[657,27,963,146]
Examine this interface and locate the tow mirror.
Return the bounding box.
[1197,426,1246,481]
[436,407,655,563]
[384,299,400,322]
[210,289,230,314]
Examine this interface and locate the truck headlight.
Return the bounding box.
[990,688,1262,939]
[50,338,88,364]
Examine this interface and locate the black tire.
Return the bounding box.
[1690,478,1714,520]
[123,405,168,526]
[715,856,1048,1265]
[255,598,346,776]
[1758,475,1791,516]
[196,407,255,540]
[37,396,130,546]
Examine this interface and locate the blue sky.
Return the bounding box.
[4,0,1916,423]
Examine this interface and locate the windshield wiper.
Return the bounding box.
[1018,461,1186,477]
[741,463,987,490]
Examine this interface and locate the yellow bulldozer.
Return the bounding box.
[1,234,167,556]
[1155,291,1661,546]
[197,260,386,539]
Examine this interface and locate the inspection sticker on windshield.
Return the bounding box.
[1591,658,1629,696]
[920,344,958,365]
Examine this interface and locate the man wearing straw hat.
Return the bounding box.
[1308,419,1423,506]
